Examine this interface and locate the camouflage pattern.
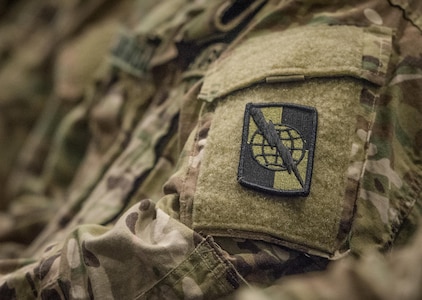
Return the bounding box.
[0,0,421,299]
[234,221,422,300]
[0,0,129,203]
[0,1,134,256]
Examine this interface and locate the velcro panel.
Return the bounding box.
[190,25,392,258]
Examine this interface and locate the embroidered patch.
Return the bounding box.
[110,30,160,78]
[238,103,318,197]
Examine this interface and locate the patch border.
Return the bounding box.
[237,102,318,197]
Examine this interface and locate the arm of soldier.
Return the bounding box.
[234,219,422,300]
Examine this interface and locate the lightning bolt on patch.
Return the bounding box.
[238,103,318,197]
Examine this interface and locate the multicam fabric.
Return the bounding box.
[0,0,421,299]
[234,224,422,300]
[0,0,132,256]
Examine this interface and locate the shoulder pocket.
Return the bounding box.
[181,25,393,259]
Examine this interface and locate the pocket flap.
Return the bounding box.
[199,25,392,102]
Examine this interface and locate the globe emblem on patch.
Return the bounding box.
[238,103,318,197]
[250,124,306,171]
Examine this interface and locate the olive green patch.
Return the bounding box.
[238,103,317,197]
[190,24,392,258]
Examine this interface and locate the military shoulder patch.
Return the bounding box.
[238,103,318,197]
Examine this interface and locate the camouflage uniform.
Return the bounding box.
[0,0,132,256]
[0,0,421,299]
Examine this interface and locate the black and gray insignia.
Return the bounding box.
[237,103,318,197]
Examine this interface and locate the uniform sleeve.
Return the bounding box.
[235,219,422,300]
[0,199,242,299]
